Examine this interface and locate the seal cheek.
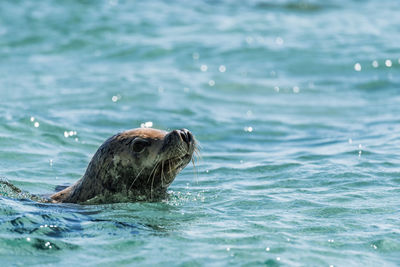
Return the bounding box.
[114,151,135,167]
[113,155,121,165]
[137,150,154,168]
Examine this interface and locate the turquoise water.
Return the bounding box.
[1,0,400,265]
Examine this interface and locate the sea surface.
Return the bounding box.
[1,0,400,266]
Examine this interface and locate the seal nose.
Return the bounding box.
[178,128,192,145]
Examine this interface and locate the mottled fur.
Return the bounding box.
[51,128,195,204]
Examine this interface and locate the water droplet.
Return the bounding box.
[276,257,281,261]
[112,96,118,102]
[200,65,208,72]
[372,60,379,68]
[354,63,362,71]
[266,247,270,251]
[244,126,253,132]
[293,86,300,93]
[348,138,353,144]
[208,80,215,86]
[275,37,284,45]
[226,247,230,251]
[34,122,40,128]
[64,131,69,138]
[219,65,226,72]
[140,121,153,128]
[49,159,53,166]
[30,117,35,122]
[26,237,31,242]
[274,86,280,92]
[245,36,253,44]
[385,59,392,67]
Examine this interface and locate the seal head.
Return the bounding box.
[51,128,196,204]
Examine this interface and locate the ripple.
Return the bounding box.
[255,1,335,12]
[1,0,400,265]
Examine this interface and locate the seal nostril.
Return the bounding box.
[178,129,192,145]
[185,130,192,143]
[179,131,189,144]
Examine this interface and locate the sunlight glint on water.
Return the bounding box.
[0,0,400,266]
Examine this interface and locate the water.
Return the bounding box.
[1,0,400,265]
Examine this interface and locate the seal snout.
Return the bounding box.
[166,129,194,145]
[177,128,193,145]
[162,129,195,156]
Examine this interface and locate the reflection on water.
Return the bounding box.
[1,0,400,265]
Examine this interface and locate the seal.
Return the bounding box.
[50,128,196,204]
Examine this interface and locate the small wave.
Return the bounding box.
[255,1,335,12]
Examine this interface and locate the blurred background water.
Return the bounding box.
[1,0,400,266]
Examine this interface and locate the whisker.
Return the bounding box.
[192,157,198,184]
[165,159,173,186]
[194,146,202,161]
[161,160,165,188]
[167,159,176,174]
[147,161,160,184]
[170,157,184,174]
[177,146,186,156]
[150,162,158,200]
[129,165,146,191]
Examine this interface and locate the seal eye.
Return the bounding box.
[132,139,150,153]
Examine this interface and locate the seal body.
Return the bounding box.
[51,128,196,204]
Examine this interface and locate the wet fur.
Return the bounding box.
[51,128,196,204]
